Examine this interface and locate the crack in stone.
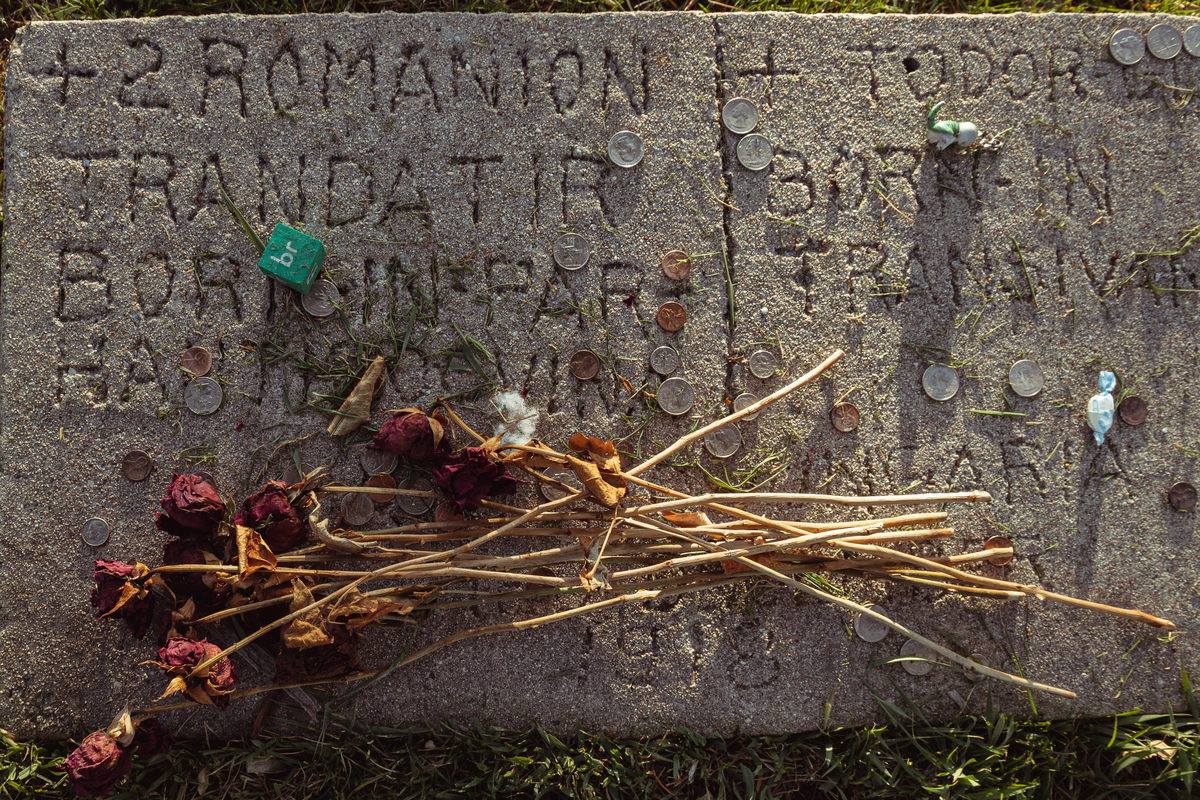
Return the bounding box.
[712,18,738,407]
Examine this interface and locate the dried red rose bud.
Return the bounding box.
[160,540,231,614]
[63,731,131,797]
[372,408,447,461]
[155,473,226,539]
[234,481,306,552]
[156,636,236,705]
[90,560,154,639]
[432,446,518,512]
[131,718,173,758]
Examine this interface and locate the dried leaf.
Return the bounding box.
[328,591,412,629]
[565,454,626,508]
[236,525,277,579]
[307,493,366,554]
[157,675,188,701]
[328,356,386,436]
[101,581,149,619]
[281,579,334,650]
[105,708,135,747]
[661,511,714,528]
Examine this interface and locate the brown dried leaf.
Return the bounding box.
[661,511,714,528]
[281,579,334,650]
[565,454,626,508]
[157,675,188,701]
[328,591,413,630]
[236,525,278,579]
[328,356,386,436]
[102,581,149,619]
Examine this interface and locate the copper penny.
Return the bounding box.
[1167,482,1197,512]
[569,349,601,380]
[1118,395,1147,426]
[661,250,693,281]
[830,402,860,433]
[179,346,212,377]
[983,535,1014,566]
[366,474,397,506]
[656,301,687,333]
[121,450,154,482]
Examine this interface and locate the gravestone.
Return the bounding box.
[2,12,1198,739]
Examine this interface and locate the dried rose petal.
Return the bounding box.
[234,481,306,552]
[372,409,446,461]
[155,636,236,704]
[160,540,231,613]
[130,718,173,758]
[155,473,225,539]
[64,731,131,797]
[432,447,517,512]
[89,560,154,639]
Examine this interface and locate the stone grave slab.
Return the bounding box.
[1,12,1198,738]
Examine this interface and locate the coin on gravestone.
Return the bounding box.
[538,464,582,502]
[80,517,110,547]
[733,392,759,421]
[721,97,759,134]
[661,250,693,281]
[121,450,154,482]
[984,535,1014,566]
[1167,482,1197,512]
[398,477,435,515]
[607,130,644,168]
[553,233,590,271]
[184,377,224,416]
[359,447,398,476]
[342,490,375,526]
[301,278,341,319]
[830,402,860,433]
[922,365,959,401]
[1118,395,1148,426]
[900,639,936,676]
[703,427,742,459]
[736,133,774,171]
[569,349,601,380]
[656,301,687,333]
[1148,23,1183,59]
[853,604,890,643]
[1186,25,1200,56]
[658,376,695,416]
[748,349,778,379]
[179,346,212,377]
[649,345,681,376]
[366,474,397,506]
[1109,28,1146,65]
[1008,359,1045,398]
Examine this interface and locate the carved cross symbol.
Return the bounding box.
[729,40,801,107]
[30,41,98,106]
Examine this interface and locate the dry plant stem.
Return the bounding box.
[627,490,991,516]
[629,349,844,476]
[324,485,437,497]
[883,572,1025,598]
[582,509,621,580]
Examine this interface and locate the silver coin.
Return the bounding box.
[81,517,110,547]
[537,465,581,502]
[1185,25,1200,56]
[721,97,759,134]
[607,130,644,168]
[900,639,937,676]
[658,376,695,417]
[342,491,375,526]
[736,133,773,171]
[748,349,778,379]
[301,278,341,318]
[853,604,890,643]
[1008,359,1045,398]
[1148,23,1183,59]
[397,477,435,516]
[733,392,760,421]
[703,426,741,459]
[359,447,398,476]
[1109,28,1146,65]
[921,365,959,401]
[553,233,591,271]
[184,377,224,416]
[649,345,681,376]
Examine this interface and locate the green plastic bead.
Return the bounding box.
[258,223,325,294]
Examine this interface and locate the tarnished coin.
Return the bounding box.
[301,278,341,318]
[342,490,375,526]
[922,365,959,401]
[748,349,778,380]
[179,346,212,377]
[1167,482,1197,512]
[184,377,224,416]
[360,447,398,476]
[81,517,110,547]
[398,477,435,516]
[830,402,860,433]
[121,450,153,482]
[607,130,644,168]
[656,301,687,333]
[984,535,1014,566]
[900,639,936,676]
[538,464,582,502]
[853,604,890,643]
[733,392,759,421]
[1109,28,1146,65]
[649,345,681,376]
[1008,359,1044,398]
[661,250,693,281]
[736,133,774,171]
[1148,23,1183,59]
[569,349,601,380]
[1185,25,1200,56]
[366,474,397,506]
[553,233,590,271]
[721,97,760,134]
[1118,395,1148,426]
[658,376,695,417]
[703,427,742,459]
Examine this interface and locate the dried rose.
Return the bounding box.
[155,473,226,539]
[234,481,306,552]
[273,625,361,683]
[432,446,518,511]
[63,731,131,797]
[130,718,173,758]
[155,636,236,706]
[160,540,231,613]
[372,408,447,461]
[90,560,154,639]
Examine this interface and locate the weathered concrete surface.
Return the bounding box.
[1,12,1198,739]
